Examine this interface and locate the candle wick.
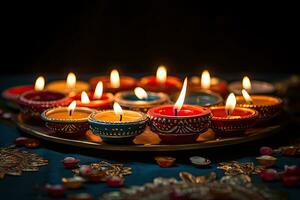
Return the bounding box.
[120,115,123,121]
[174,109,178,116]
[69,110,72,116]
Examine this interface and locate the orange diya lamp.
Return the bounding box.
[147,78,212,144]
[41,101,95,137]
[210,93,258,135]
[72,81,114,109]
[138,66,182,94]
[89,69,137,93]
[236,89,283,122]
[189,70,228,96]
[2,76,45,109]
[46,72,89,96]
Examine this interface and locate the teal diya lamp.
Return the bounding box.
[114,87,170,112]
[88,102,148,144]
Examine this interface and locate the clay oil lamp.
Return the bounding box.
[46,72,89,96]
[236,89,283,122]
[138,65,182,94]
[88,102,148,143]
[72,81,114,109]
[2,76,45,109]
[18,80,71,118]
[114,87,169,113]
[229,76,275,95]
[147,78,212,144]
[210,93,258,135]
[41,101,95,138]
[89,69,137,93]
[189,70,228,96]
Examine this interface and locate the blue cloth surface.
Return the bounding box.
[0,73,299,200]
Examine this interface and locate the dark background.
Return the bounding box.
[2,2,300,75]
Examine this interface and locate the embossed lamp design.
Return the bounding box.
[114,87,169,112]
[147,78,212,144]
[46,72,89,95]
[2,76,45,109]
[229,76,275,95]
[73,81,114,109]
[138,66,182,94]
[189,70,228,96]
[18,80,71,118]
[236,89,283,122]
[210,93,258,135]
[41,101,95,137]
[88,102,148,143]
[89,69,137,93]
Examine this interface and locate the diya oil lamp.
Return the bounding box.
[147,78,212,144]
[114,87,170,113]
[89,69,137,93]
[46,72,89,95]
[229,76,275,95]
[236,89,283,122]
[210,93,258,135]
[72,81,114,109]
[18,80,72,118]
[189,70,228,96]
[138,65,182,94]
[41,101,95,137]
[2,76,45,109]
[88,102,148,143]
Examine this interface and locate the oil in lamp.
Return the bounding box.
[189,70,228,96]
[89,69,137,93]
[72,81,114,109]
[114,87,169,112]
[210,93,258,135]
[229,76,275,95]
[138,66,182,94]
[88,102,148,143]
[41,100,95,137]
[235,89,283,122]
[147,78,212,143]
[46,72,89,95]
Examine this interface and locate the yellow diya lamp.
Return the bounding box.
[46,72,89,96]
[88,102,148,143]
[41,101,95,138]
[236,89,283,122]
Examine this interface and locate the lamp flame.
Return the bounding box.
[110,69,120,88]
[34,76,45,91]
[156,65,167,84]
[68,100,77,116]
[242,89,253,104]
[242,76,251,91]
[201,70,211,89]
[93,81,103,99]
[134,87,148,100]
[174,77,187,113]
[81,91,90,104]
[113,102,123,121]
[67,72,76,89]
[225,93,236,116]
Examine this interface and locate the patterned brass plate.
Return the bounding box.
[16,114,284,152]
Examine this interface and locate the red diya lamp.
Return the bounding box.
[229,76,275,95]
[72,81,114,109]
[147,78,212,144]
[236,89,283,122]
[138,65,182,94]
[210,93,258,135]
[46,72,89,96]
[189,70,228,96]
[18,87,72,118]
[89,69,137,93]
[2,76,45,109]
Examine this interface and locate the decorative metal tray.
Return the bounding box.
[16,114,283,152]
